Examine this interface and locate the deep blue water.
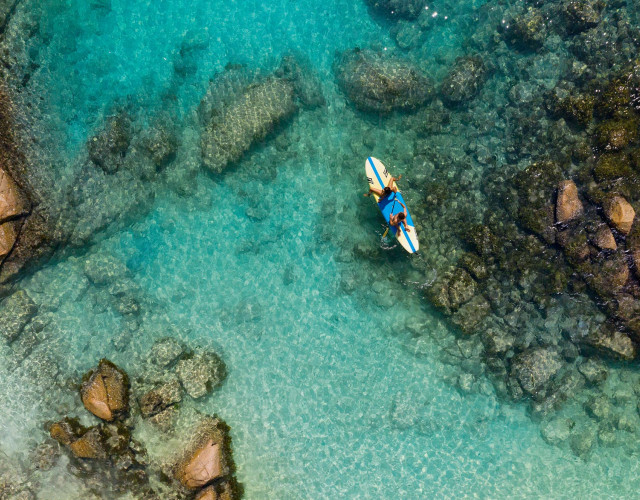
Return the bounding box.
[2,0,640,498]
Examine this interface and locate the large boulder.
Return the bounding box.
[555,180,583,224]
[334,48,433,114]
[87,112,133,175]
[172,417,234,490]
[510,348,563,398]
[201,76,295,173]
[176,350,227,399]
[440,55,488,105]
[80,359,130,421]
[0,289,37,342]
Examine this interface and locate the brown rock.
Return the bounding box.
[49,418,85,446]
[196,486,217,500]
[556,180,583,223]
[178,439,224,489]
[0,168,28,223]
[80,359,129,421]
[173,417,232,490]
[0,221,17,260]
[593,225,617,250]
[195,482,235,500]
[69,427,107,459]
[603,195,635,234]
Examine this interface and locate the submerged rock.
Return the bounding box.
[440,55,488,105]
[563,0,603,34]
[541,417,573,445]
[577,358,608,384]
[502,7,548,50]
[365,0,426,20]
[88,112,133,175]
[200,55,322,173]
[592,224,617,250]
[150,337,184,368]
[201,77,295,173]
[334,48,433,114]
[139,379,182,418]
[176,350,227,399]
[0,289,37,342]
[510,348,563,398]
[80,359,130,421]
[584,326,636,360]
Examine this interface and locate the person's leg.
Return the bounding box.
[365,186,384,197]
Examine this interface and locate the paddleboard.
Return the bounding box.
[365,157,419,254]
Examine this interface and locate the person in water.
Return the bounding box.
[364,174,402,199]
[389,200,411,233]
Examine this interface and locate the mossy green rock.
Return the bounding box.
[515,161,563,242]
[593,118,638,151]
[593,152,635,182]
[447,268,477,310]
[548,87,594,126]
[595,79,633,118]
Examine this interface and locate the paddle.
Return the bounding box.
[382,195,398,240]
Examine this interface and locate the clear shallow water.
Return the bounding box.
[3,0,640,498]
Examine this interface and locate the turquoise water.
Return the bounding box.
[2,0,640,498]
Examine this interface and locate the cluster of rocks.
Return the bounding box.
[200,54,324,173]
[334,47,490,115]
[48,352,238,499]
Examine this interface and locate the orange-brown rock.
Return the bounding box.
[0,168,27,222]
[0,221,16,260]
[196,487,216,500]
[195,483,234,500]
[603,195,635,234]
[80,359,129,421]
[173,417,232,490]
[593,225,616,250]
[69,427,107,459]
[49,418,85,446]
[556,180,583,224]
[178,439,223,489]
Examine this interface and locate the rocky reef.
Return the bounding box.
[334,48,433,114]
[47,352,239,499]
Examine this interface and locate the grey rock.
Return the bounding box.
[570,426,596,458]
[139,379,182,418]
[150,337,184,367]
[616,411,639,433]
[541,417,572,445]
[87,112,132,175]
[175,350,227,399]
[598,423,618,447]
[584,395,611,421]
[0,289,37,342]
[510,347,563,398]
[563,0,603,34]
[334,48,433,114]
[440,55,488,105]
[577,359,608,384]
